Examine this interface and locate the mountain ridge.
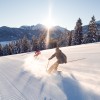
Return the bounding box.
[0,24,69,42]
[0,21,100,42]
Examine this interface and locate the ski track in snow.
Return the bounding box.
[0,42,100,100]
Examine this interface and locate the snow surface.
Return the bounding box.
[0,42,100,100]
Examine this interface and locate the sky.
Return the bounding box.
[0,0,100,30]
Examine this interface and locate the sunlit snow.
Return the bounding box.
[0,42,100,100]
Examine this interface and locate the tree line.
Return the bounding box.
[71,16,100,45]
[0,34,46,56]
[0,16,100,56]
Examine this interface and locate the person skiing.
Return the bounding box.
[34,42,41,58]
[47,47,67,74]
[34,50,41,57]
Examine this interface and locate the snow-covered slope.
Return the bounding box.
[0,43,100,100]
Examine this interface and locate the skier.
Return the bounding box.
[47,47,67,74]
[34,42,41,58]
[34,50,41,57]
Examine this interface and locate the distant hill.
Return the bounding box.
[0,24,69,42]
[0,21,100,42]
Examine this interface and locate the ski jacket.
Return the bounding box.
[49,49,67,64]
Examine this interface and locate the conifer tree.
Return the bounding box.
[72,18,83,45]
[84,16,98,43]
[68,31,72,46]
[3,44,9,55]
[38,33,46,50]
[31,36,39,51]
[15,40,22,53]
[22,36,31,53]
[0,44,3,56]
[8,43,13,55]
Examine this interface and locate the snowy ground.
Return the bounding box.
[0,42,100,100]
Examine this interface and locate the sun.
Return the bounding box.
[43,7,55,29]
[42,5,56,48]
[44,19,54,29]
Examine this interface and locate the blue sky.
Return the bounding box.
[0,0,100,30]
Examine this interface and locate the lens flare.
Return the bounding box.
[44,7,55,48]
[46,27,50,48]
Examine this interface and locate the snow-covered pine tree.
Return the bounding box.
[13,40,21,54]
[22,36,31,53]
[38,33,46,50]
[2,41,21,56]
[2,44,9,55]
[31,35,36,51]
[7,43,13,55]
[68,31,72,46]
[31,36,40,51]
[84,16,98,43]
[9,41,19,54]
[72,18,83,45]
[0,44,3,56]
[8,42,14,54]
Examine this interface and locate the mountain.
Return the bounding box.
[0,42,100,99]
[0,20,100,42]
[0,24,69,42]
[20,24,46,31]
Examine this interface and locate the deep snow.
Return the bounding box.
[0,42,100,100]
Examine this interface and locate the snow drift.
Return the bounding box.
[0,42,100,100]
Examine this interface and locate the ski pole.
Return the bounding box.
[46,60,50,71]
